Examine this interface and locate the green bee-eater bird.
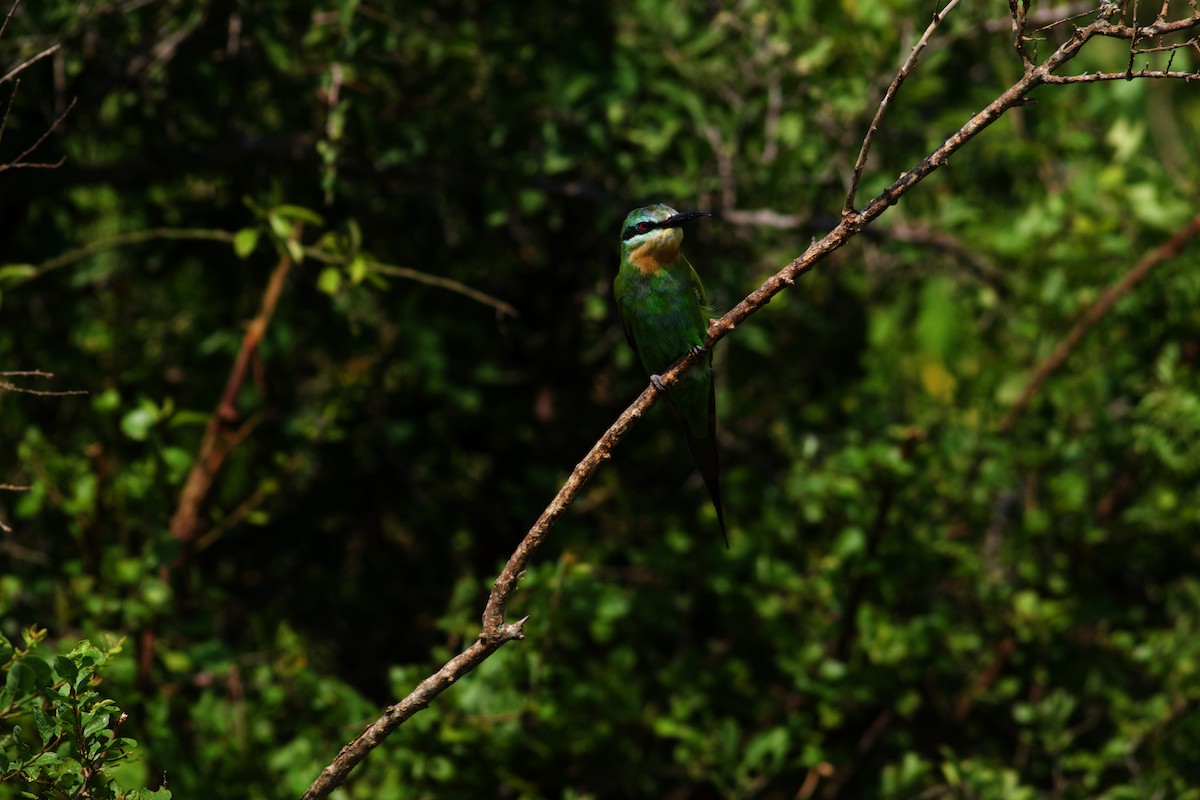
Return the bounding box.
[614,203,727,546]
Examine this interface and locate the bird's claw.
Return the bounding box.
[688,344,708,357]
[650,374,668,394]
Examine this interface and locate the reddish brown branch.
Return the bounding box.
[820,708,895,799]
[169,249,294,547]
[954,636,1017,722]
[999,211,1200,432]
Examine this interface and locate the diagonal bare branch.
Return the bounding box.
[0,42,59,85]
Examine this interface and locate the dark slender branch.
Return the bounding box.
[953,636,1017,722]
[0,42,59,85]
[301,8,1200,799]
[1044,68,1200,81]
[0,370,85,396]
[0,0,19,43]
[999,210,1200,431]
[8,228,236,282]
[844,0,962,216]
[318,257,518,318]
[721,208,810,228]
[5,226,518,318]
[820,708,895,799]
[0,90,74,173]
[1009,0,1034,69]
[1127,0,1142,76]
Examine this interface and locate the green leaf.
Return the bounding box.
[25,657,52,689]
[233,228,260,258]
[0,264,37,287]
[160,446,194,484]
[272,204,325,226]
[0,633,13,664]
[33,705,55,743]
[74,666,94,692]
[33,707,56,745]
[13,724,30,762]
[267,212,292,241]
[83,710,111,738]
[317,267,342,295]
[6,661,31,696]
[285,237,305,265]
[120,405,157,441]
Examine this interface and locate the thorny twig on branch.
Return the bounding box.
[301,5,1200,798]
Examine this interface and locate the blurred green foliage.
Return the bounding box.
[1,0,1199,798]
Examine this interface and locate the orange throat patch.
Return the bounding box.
[627,228,683,273]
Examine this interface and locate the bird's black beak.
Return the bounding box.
[660,211,711,229]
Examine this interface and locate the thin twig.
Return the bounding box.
[1127,0,1142,77]
[0,42,59,85]
[0,369,86,396]
[722,208,810,228]
[302,8,1200,798]
[0,0,20,44]
[8,228,236,281]
[1044,68,1200,81]
[0,94,74,172]
[843,0,962,216]
[1010,0,1035,69]
[3,226,518,318]
[0,75,14,146]
[953,636,1017,722]
[364,263,517,317]
[999,210,1200,431]
[0,380,87,396]
[820,708,895,799]
[301,236,519,315]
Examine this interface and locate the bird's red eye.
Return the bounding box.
[637,222,651,232]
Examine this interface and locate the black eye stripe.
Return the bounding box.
[621,220,659,241]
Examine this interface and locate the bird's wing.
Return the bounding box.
[683,254,710,310]
[613,288,640,355]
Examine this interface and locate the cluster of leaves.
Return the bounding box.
[0,0,1198,798]
[0,628,165,799]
